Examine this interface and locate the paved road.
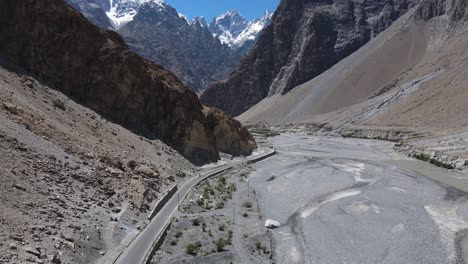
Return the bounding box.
[114,148,275,264]
[249,134,468,264]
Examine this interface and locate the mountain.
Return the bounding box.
[200,0,416,116]
[64,0,272,92]
[232,11,274,54]
[208,9,272,54]
[116,2,242,92]
[106,0,165,29]
[209,10,273,54]
[0,0,256,165]
[64,0,114,29]
[238,0,468,148]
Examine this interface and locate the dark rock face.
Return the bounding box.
[117,3,242,92]
[64,0,113,29]
[200,0,416,116]
[0,0,256,165]
[415,0,467,21]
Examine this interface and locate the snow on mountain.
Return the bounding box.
[209,9,250,47]
[208,9,272,49]
[106,0,165,29]
[233,10,272,48]
[190,17,209,28]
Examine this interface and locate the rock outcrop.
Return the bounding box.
[415,0,467,20]
[201,0,417,116]
[0,0,256,165]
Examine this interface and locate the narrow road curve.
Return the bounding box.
[114,149,276,264]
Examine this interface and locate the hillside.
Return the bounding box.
[0,56,195,263]
[200,0,417,116]
[239,0,467,165]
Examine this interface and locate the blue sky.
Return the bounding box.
[164,0,280,21]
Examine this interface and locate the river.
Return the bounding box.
[249,134,468,264]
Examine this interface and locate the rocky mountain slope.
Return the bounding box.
[117,2,242,92]
[65,0,272,92]
[0,0,256,165]
[201,0,417,116]
[0,58,194,264]
[239,0,467,167]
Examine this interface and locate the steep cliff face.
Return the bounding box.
[201,0,417,116]
[415,0,466,20]
[0,0,256,165]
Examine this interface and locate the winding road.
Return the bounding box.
[113,148,276,264]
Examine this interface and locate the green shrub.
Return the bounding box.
[255,241,262,250]
[216,202,225,209]
[219,176,227,185]
[192,218,201,226]
[175,231,183,238]
[218,225,225,231]
[243,202,252,208]
[197,197,205,207]
[186,243,198,255]
[215,238,227,252]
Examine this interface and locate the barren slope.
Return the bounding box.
[240,0,467,133]
[240,0,467,168]
[0,59,195,263]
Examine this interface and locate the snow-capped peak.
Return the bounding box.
[106,0,165,29]
[208,9,272,48]
[232,10,272,48]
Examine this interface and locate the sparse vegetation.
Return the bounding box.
[216,202,225,209]
[255,241,267,254]
[412,153,454,169]
[219,225,225,231]
[197,197,205,207]
[249,128,280,138]
[192,218,201,226]
[243,201,252,208]
[175,231,183,238]
[186,243,198,255]
[215,238,227,252]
